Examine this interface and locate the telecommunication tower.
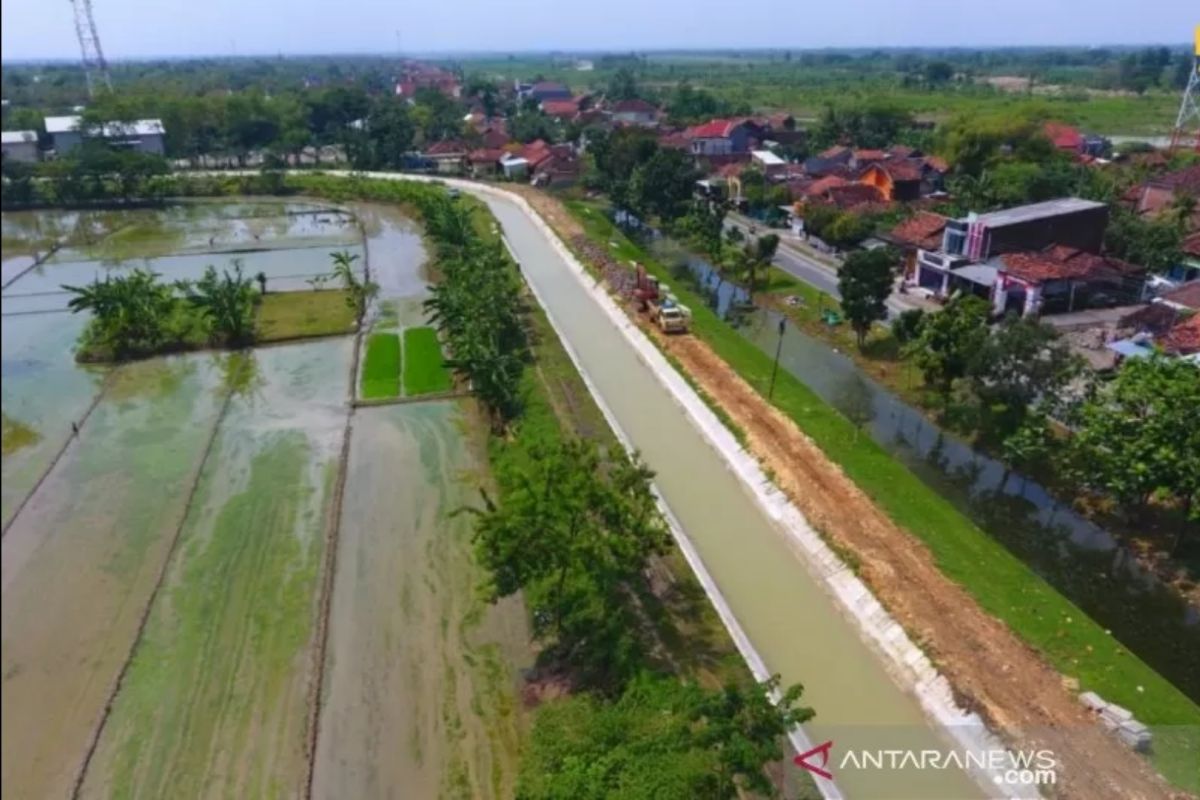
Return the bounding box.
[1169,25,1200,153]
[71,0,112,98]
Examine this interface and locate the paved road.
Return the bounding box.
[725,213,933,320]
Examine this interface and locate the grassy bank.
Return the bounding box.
[257,289,356,341]
[360,332,401,398]
[560,198,1200,790]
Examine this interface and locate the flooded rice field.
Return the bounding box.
[314,402,530,799]
[79,341,351,800]
[1,355,229,799]
[2,199,528,799]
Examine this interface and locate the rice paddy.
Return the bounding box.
[360,332,402,398]
[1,199,528,799]
[402,326,453,396]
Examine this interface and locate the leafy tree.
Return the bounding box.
[629,148,699,222]
[356,98,415,169]
[589,128,660,211]
[838,248,897,346]
[509,110,556,144]
[965,314,1082,440]
[607,67,641,101]
[665,82,726,124]
[822,212,873,249]
[471,440,668,685]
[178,261,258,346]
[1069,356,1200,535]
[1103,207,1184,273]
[64,269,178,358]
[518,673,813,800]
[924,61,955,85]
[814,102,913,149]
[738,232,779,298]
[892,308,926,344]
[907,294,989,404]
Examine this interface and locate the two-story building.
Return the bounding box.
[684,119,754,156]
[900,198,1143,316]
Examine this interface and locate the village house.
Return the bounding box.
[857,160,924,202]
[751,149,786,178]
[684,118,755,156]
[422,140,468,174]
[1,130,39,163]
[467,148,504,178]
[1126,163,1200,229]
[523,81,572,103]
[394,64,462,99]
[898,197,1145,317]
[541,98,581,121]
[609,98,659,126]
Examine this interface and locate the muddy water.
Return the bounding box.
[0,355,228,800]
[485,195,982,799]
[314,402,530,800]
[0,312,104,525]
[79,339,351,800]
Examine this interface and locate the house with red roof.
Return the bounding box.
[610,98,659,126]
[541,99,580,120]
[684,118,755,156]
[1044,122,1085,154]
[467,148,505,178]
[422,140,468,174]
[858,160,924,201]
[1128,164,1200,227]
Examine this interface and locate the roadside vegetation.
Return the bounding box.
[360,332,401,398]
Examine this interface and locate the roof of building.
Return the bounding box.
[853,148,887,163]
[522,139,554,167]
[425,140,467,156]
[531,81,569,93]
[863,159,923,182]
[686,118,745,139]
[541,100,579,118]
[889,211,950,250]
[887,144,918,159]
[44,115,164,137]
[825,183,886,209]
[44,115,81,134]
[1,130,37,144]
[1044,121,1084,150]
[611,98,658,114]
[999,245,1138,285]
[1157,281,1200,310]
[1158,313,1200,355]
[972,197,1106,227]
[657,131,691,150]
[1145,163,1200,193]
[468,148,506,163]
[1183,232,1200,258]
[818,145,851,159]
[802,175,849,197]
[751,149,785,166]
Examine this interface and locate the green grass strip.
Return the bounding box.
[360,332,401,399]
[562,200,1200,791]
[402,327,452,396]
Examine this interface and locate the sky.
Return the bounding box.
[1,0,1195,61]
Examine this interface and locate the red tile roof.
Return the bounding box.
[853,149,887,163]
[521,139,554,167]
[1183,232,1200,258]
[1158,281,1200,311]
[686,118,743,139]
[468,148,505,163]
[863,160,923,183]
[612,98,658,114]
[716,162,746,179]
[1146,164,1200,194]
[1157,313,1200,355]
[819,145,851,159]
[802,175,848,197]
[541,100,579,117]
[425,140,466,156]
[889,211,950,250]
[826,183,886,209]
[657,131,691,150]
[1044,121,1084,151]
[999,246,1142,284]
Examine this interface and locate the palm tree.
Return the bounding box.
[329,250,377,322]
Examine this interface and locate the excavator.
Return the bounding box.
[633,264,691,334]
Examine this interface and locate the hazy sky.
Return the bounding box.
[1,0,1195,61]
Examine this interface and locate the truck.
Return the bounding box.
[633,264,691,333]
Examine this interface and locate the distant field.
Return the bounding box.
[402,327,452,396]
[361,331,401,398]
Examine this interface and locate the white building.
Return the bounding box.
[45,115,166,156]
[1,130,40,163]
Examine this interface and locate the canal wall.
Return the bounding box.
[450,178,1030,799]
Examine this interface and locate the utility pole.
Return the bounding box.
[71,0,112,98]
[768,317,786,401]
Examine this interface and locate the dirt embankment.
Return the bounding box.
[515,186,1183,800]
